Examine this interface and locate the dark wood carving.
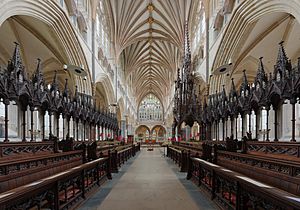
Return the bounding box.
[173,38,300,143]
[0,43,118,143]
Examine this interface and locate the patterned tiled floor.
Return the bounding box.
[78,148,218,210]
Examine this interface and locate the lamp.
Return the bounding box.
[63,64,87,77]
[212,63,232,76]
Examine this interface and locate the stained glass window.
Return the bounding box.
[138,94,163,122]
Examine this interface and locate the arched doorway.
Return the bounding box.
[135,125,150,143]
[151,125,166,143]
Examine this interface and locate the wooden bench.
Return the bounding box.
[0,142,139,209]
[169,140,300,195]
[215,149,300,195]
[0,157,110,210]
[187,157,300,210]
[0,150,83,193]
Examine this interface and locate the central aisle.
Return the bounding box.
[79,147,217,210]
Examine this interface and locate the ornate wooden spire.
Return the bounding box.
[8,42,25,81]
[274,41,292,80]
[50,70,58,96]
[32,58,44,90]
[255,57,268,88]
[63,78,69,99]
[240,70,250,96]
[230,78,237,97]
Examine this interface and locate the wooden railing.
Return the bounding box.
[187,157,300,210]
[172,142,203,155]
[0,141,56,158]
[215,149,300,195]
[0,157,110,210]
[244,141,300,159]
[201,140,300,159]
[167,142,214,172]
[0,150,82,177]
[168,141,300,195]
[0,144,140,210]
[110,143,140,173]
[167,146,190,172]
[0,142,140,209]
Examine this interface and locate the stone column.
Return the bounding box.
[282,103,292,141]
[121,120,126,140]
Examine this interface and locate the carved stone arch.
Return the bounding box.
[212,0,300,73]
[95,73,115,107]
[135,125,151,140]
[0,0,92,94]
[150,125,166,136]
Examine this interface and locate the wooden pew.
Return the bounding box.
[215,149,300,195]
[0,141,139,200]
[0,157,111,210]
[187,157,300,210]
[169,140,300,195]
[0,150,83,193]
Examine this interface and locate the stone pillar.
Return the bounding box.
[269,108,275,140]
[186,125,191,141]
[39,111,45,140]
[255,110,260,140]
[282,103,291,141]
[121,120,126,140]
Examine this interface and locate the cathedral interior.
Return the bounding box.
[0,0,300,209]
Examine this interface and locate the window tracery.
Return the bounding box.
[138,94,163,122]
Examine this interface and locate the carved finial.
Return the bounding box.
[63,78,69,98]
[222,84,227,100]
[74,85,78,101]
[278,41,288,62]
[32,58,44,88]
[52,70,57,84]
[230,78,237,98]
[275,41,292,77]
[50,70,58,95]
[36,57,41,70]
[12,42,21,65]
[8,42,24,80]
[185,21,190,55]
[240,70,249,95]
[255,57,267,86]
[242,70,248,85]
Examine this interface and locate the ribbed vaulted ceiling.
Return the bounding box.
[105,0,199,106]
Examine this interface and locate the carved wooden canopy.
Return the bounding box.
[0,43,118,130]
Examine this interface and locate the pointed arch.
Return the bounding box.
[95,73,115,107]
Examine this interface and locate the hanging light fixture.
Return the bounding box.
[63,64,88,77]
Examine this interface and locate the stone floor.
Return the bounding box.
[78,147,218,210]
